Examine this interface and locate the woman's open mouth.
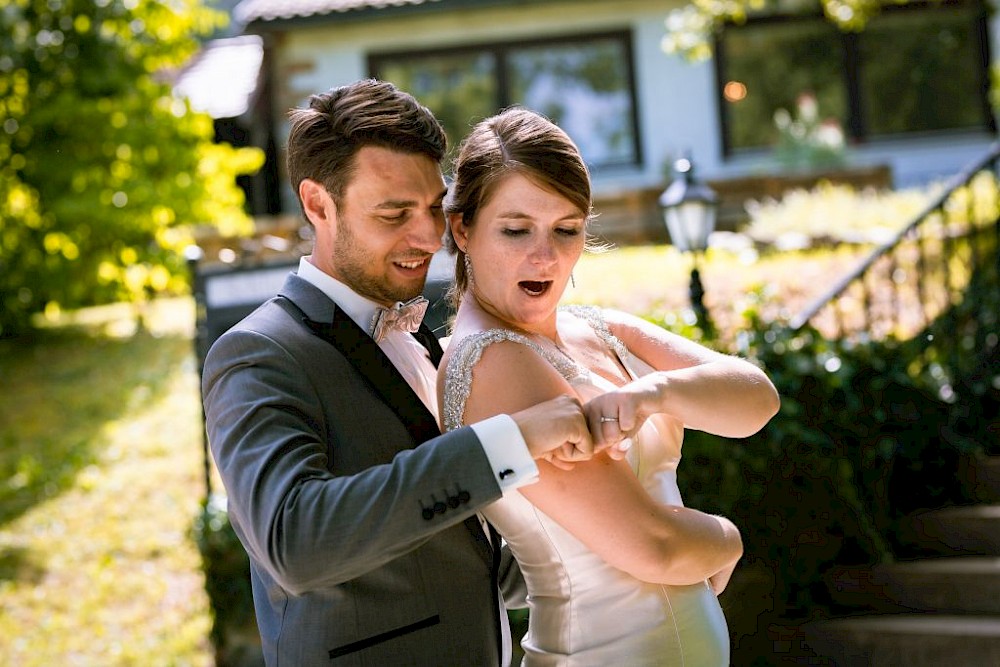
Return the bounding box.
[519,280,552,296]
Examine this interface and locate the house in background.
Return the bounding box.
[179,0,999,243]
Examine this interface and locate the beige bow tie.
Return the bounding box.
[370,296,429,343]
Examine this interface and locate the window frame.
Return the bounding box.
[367,29,643,171]
[713,0,995,157]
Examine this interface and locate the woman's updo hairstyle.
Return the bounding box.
[444,107,593,303]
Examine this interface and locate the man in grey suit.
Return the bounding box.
[202,79,597,665]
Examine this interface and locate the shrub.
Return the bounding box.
[670,275,993,648]
[744,181,936,250]
[192,494,260,666]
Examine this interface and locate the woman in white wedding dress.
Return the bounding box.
[437,108,780,666]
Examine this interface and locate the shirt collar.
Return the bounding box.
[297,256,380,337]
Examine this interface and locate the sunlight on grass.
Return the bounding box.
[0,298,214,666]
[571,242,871,336]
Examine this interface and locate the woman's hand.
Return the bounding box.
[708,561,738,596]
[582,374,667,456]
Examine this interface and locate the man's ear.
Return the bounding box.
[300,179,336,227]
[448,213,468,251]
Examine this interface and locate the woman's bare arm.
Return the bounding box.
[584,309,780,442]
[459,339,742,586]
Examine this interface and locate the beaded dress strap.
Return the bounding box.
[442,329,582,432]
[562,305,629,361]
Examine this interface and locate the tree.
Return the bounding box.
[0,0,263,337]
[662,0,932,61]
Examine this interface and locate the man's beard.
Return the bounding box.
[332,214,424,305]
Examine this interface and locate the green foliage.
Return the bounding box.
[192,493,257,660]
[772,93,847,172]
[743,180,935,248]
[662,0,927,62]
[671,272,994,631]
[0,0,263,338]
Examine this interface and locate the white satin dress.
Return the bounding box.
[442,307,730,666]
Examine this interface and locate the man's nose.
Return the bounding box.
[408,209,445,252]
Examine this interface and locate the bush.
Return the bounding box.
[0,2,263,338]
[192,494,261,666]
[744,181,936,250]
[669,278,993,661]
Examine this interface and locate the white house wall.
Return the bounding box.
[266,0,999,210]
[271,0,702,206]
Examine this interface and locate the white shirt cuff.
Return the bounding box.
[470,414,539,493]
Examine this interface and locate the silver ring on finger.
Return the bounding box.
[600,416,619,423]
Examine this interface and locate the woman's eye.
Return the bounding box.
[502,228,529,237]
[557,227,582,237]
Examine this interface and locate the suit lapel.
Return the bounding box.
[413,322,444,367]
[280,276,493,562]
[305,307,441,447]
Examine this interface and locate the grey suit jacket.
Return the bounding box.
[202,273,518,666]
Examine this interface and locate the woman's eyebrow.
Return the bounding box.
[496,209,584,222]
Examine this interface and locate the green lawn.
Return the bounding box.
[0,243,868,665]
[0,299,214,666]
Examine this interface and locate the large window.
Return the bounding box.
[369,31,640,170]
[716,0,993,154]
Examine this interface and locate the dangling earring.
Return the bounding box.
[571,272,576,288]
[463,253,474,286]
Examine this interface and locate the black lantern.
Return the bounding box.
[659,156,718,333]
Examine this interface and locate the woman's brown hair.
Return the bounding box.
[444,107,592,303]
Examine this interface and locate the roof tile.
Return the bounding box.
[234,0,440,24]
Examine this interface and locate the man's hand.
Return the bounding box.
[510,395,594,469]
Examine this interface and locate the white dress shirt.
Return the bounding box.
[297,257,539,493]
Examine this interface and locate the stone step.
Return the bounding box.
[802,614,1000,667]
[904,505,1000,556]
[965,455,1000,503]
[872,556,1000,614]
[826,557,1000,614]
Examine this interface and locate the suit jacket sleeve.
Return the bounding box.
[202,317,503,596]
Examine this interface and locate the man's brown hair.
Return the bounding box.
[286,79,447,213]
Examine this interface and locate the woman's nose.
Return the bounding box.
[530,238,557,264]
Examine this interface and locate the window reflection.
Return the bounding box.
[717,1,991,154]
[371,32,639,170]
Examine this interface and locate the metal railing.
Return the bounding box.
[790,143,1000,352]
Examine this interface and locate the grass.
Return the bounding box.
[0,242,873,665]
[0,299,215,666]
[571,242,871,336]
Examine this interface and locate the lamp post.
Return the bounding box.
[659,156,718,334]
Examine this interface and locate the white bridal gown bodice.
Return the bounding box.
[442,307,730,667]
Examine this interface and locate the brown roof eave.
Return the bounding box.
[239,0,561,33]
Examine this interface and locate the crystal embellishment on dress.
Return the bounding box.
[442,307,630,433]
[562,305,629,359]
[443,328,582,432]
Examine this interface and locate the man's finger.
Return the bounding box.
[546,456,575,472]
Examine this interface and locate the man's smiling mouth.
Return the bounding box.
[395,257,430,271]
